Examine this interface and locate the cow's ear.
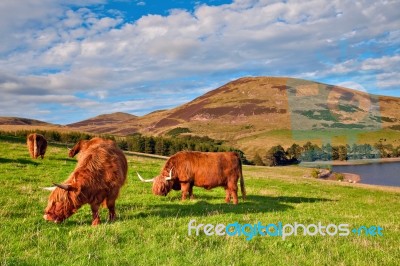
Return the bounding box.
[53,183,76,191]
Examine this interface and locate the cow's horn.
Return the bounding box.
[137,172,154,183]
[67,147,72,151]
[165,167,174,181]
[42,186,56,191]
[53,182,71,190]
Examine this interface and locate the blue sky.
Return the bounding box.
[0,0,399,124]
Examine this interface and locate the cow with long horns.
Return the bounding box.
[138,151,246,204]
[27,133,48,159]
[44,141,127,225]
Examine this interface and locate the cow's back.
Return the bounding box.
[73,138,116,159]
[27,133,47,159]
[37,135,47,157]
[73,142,127,192]
[173,151,240,188]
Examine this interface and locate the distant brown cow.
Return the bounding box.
[138,151,246,204]
[27,133,47,159]
[44,141,127,225]
[68,137,115,158]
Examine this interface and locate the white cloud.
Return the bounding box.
[0,0,399,123]
[377,72,400,88]
[361,55,400,71]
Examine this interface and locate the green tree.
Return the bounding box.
[145,137,156,154]
[117,140,128,151]
[127,134,145,152]
[338,145,348,161]
[301,142,322,162]
[287,143,302,160]
[265,145,287,166]
[321,143,333,161]
[253,153,265,166]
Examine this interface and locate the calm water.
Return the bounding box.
[333,161,400,187]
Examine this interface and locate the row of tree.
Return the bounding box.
[255,141,398,166]
[2,130,397,166]
[0,129,93,144]
[0,130,250,164]
[119,134,250,164]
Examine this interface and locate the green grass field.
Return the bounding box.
[0,138,399,265]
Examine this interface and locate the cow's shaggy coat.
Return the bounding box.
[68,137,115,158]
[27,133,47,159]
[44,141,127,225]
[140,151,246,204]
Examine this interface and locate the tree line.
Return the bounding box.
[254,140,399,166]
[118,134,250,164]
[0,130,93,144]
[0,130,250,164]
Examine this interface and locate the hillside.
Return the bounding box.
[0,117,53,126]
[67,112,138,134]
[2,77,400,158]
[66,77,400,157]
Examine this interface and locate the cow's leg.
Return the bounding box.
[90,203,101,226]
[231,188,238,205]
[189,184,195,200]
[181,183,190,200]
[230,182,239,204]
[106,197,117,222]
[225,188,231,203]
[227,182,239,204]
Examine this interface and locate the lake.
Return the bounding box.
[333,161,400,187]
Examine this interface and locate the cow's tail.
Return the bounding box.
[33,134,38,159]
[239,159,246,201]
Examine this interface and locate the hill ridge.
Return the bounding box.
[1,76,400,158]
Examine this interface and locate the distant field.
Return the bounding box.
[0,139,399,265]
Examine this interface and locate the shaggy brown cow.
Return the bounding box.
[44,141,127,225]
[68,137,115,158]
[138,151,246,204]
[27,133,47,159]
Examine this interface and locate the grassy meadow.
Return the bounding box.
[0,137,399,265]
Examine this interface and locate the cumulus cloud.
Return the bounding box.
[0,0,399,123]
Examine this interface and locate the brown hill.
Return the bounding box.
[3,77,399,158]
[73,76,399,157]
[104,76,397,132]
[0,117,53,126]
[67,112,138,134]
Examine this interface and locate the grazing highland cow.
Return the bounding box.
[27,133,47,159]
[44,141,127,225]
[138,151,246,204]
[68,137,115,158]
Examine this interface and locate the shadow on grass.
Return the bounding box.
[121,194,334,219]
[0,157,40,166]
[53,158,77,163]
[40,195,333,226]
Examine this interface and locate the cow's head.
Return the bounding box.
[137,168,174,196]
[68,147,76,158]
[67,144,79,158]
[68,140,86,158]
[43,183,79,223]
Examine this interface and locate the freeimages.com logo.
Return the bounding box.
[188,219,383,241]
